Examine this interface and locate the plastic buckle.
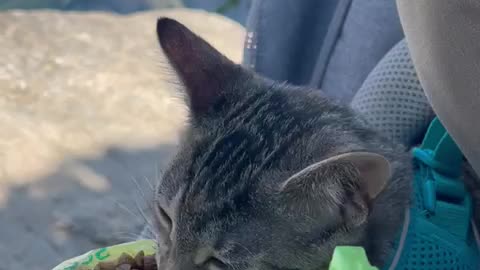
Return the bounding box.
[413,117,474,240]
[420,162,473,240]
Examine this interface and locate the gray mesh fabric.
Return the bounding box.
[351,39,434,147]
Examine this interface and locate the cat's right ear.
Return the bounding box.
[279,152,391,226]
[156,18,244,118]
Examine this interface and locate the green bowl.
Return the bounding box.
[52,239,157,270]
[52,241,376,270]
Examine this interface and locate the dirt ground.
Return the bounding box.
[0,9,244,270]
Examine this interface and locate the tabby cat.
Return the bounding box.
[150,18,412,270]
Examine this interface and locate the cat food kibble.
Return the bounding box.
[77,251,157,270]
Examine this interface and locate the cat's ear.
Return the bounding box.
[156,18,243,117]
[280,152,391,226]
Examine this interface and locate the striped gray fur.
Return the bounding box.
[149,18,412,270]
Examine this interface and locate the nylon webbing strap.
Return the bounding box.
[412,117,473,240]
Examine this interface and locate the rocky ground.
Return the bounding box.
[0,9,244,270]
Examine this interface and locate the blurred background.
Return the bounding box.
[0,0,252,24]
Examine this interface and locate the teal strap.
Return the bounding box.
[415,117,463,177]
[412,117,473,241]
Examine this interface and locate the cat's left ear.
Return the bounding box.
[156,18,245,117]
[280,152,391,225]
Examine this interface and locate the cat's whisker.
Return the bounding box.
[107,197,142,221]
[143,175,155,192]
[111,231,144,242]
[154,163,165,189]
[130,175,152,203]
[130,175,158,227]
[118,231,140,238]
[108,196,155,240]
[129,175,158,219]
[138,223,159,240]
[132,192,156,236]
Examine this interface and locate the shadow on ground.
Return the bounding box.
[0,143,177,270]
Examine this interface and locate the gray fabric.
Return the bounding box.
[308,0,352,89]
[351,40,434,146]
[243,0,404,104]
[243,0,339,85]
[397,0,480,176]
[320,0,404,103]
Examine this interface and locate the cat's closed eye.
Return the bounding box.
[203,257,227,270]
[194,249,228,270]
[154,204,173,233]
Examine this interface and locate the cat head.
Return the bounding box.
[153,18,391,270]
